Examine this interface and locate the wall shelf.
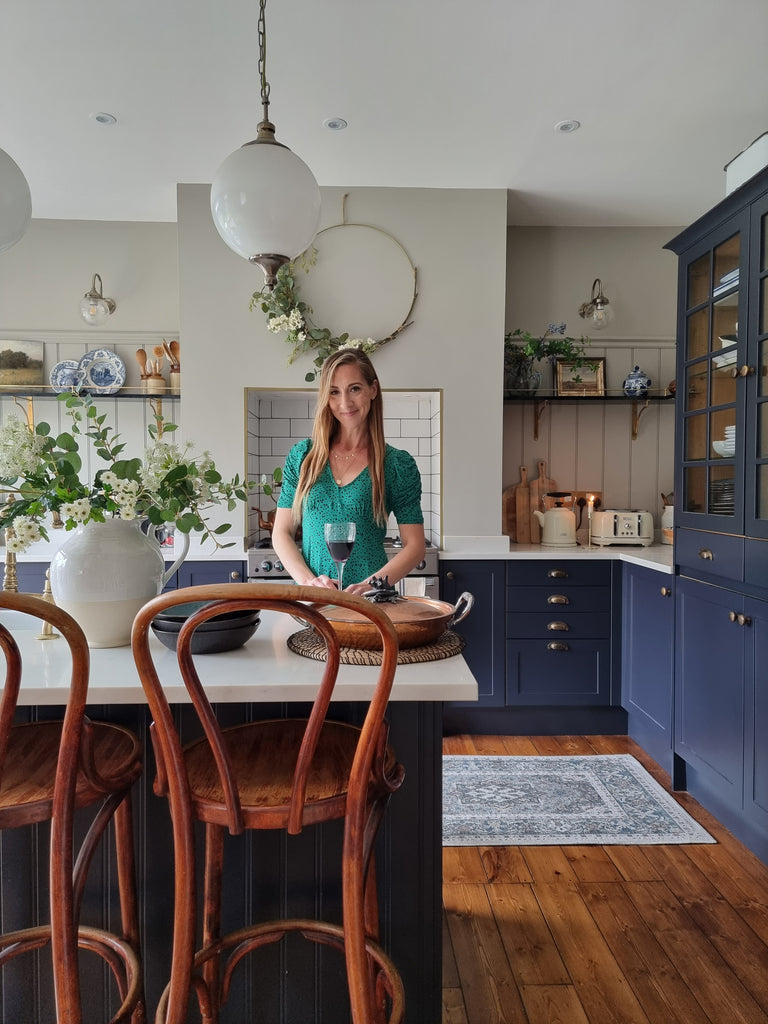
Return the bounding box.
[503,393,675,441]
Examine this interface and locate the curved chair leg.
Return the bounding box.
[201,823,225,1024]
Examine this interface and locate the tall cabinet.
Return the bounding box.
[666,166,768,862]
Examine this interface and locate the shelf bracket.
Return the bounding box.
[631,398,651,441]
[13,396,35,430]
[533,399,549,441]
[148,397,165,436]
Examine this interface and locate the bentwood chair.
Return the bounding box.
[131,582,405,1024]
[0,592,144,1024]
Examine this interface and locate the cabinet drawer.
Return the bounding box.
[506,638,611,705]
[506,585,610,613]
[506,611,610,639]
[506,560,611,587]
[676,528,744,584]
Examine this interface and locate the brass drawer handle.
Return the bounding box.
[737,613,752,627]
[547,621,569,631]
[547,594,569,605]
[446,571,455,579]
[698,548,713,560]
[660,586,671,597]
[547,641,569,652]
[230,570,241,581]
[729,610,738,622]
[547,569,568,579]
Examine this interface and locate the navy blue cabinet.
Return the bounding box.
[176,560,245,588]
[506,560,613,707]
[621,564,675,775]
[744,594,768,852]
[441,559,505,707]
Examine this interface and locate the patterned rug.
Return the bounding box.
[443,754,715,846]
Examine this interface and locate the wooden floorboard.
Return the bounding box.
[442,735,768,1024]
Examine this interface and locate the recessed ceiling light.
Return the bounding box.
[554,119,581,134]
[323,117,348,131]
[91,112,117,126]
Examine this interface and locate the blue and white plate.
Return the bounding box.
[49,360,83,393]
[77,349,125,394]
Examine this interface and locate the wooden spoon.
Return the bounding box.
[135,349,148,375]
[169,340,180,364]
[162,339,177,367]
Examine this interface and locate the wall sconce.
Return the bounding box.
[578,278,613,331]
[80,273,116,324]
[0,147,32,255]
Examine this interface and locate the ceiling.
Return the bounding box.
[2,0,767,228]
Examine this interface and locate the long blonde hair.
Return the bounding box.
[292,349,388,526]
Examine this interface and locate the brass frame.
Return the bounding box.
[555,357,606,397]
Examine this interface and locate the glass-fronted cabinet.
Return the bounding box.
[668,170,768,544]
[676,218,747,532]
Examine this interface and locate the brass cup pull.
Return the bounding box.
[698,548,714,560]
[547,621,569,631]
[547,594,569,605]
[660,586,672,597]
[547,641,569,652]
[547,569,568,579]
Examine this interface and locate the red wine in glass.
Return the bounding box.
[324,522,356,591]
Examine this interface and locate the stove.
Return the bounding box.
[247,537,440,591]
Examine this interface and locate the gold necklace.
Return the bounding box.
[331,446,366,485]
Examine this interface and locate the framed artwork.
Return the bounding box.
[0,340,44,387]
[555,357,606,397]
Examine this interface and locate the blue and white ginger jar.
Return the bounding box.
[622,365,651,398]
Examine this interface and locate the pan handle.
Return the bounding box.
[448,591,474,627]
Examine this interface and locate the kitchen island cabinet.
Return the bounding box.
[0,609,476,1023]
[621,562,675,776]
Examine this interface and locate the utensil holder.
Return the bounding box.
[170,367,180,395]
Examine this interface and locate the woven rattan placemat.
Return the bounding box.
[287,628,466,665]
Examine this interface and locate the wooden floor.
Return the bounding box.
[442,734,768,1024]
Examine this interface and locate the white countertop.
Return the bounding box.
[0,609,479,706]
[439,542,674,574]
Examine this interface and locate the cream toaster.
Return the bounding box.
[591,509,654,546]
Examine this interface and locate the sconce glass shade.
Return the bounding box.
[80,273,116,324]
[0,147,32,255]
[589,300,613,330]
[210,135,321,287]
[579,278,613,331]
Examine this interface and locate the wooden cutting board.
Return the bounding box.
[515,466,531,543]
[529,459,557,543]
[502,483,517,541]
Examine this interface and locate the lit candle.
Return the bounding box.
[588,495,594,519]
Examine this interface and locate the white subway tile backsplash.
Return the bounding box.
[246,389,442,547]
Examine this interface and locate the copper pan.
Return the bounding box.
[314,592,473,650]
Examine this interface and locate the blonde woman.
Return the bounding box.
[271,349,425,595]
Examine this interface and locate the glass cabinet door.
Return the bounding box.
[679,226,745,530]
[745,196,768,538]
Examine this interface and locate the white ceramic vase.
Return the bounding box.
[49,518,190,648]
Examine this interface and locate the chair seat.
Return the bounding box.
[182,718,400,831]
[0,720,142,828]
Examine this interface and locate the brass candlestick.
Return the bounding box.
[35,570,60,640]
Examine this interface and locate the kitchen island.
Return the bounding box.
[0,608,477,1024]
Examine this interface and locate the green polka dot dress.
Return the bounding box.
[277,439,424,585]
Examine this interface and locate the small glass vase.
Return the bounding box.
[505,358,542,398]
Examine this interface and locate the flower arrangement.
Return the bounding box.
[0,393,249,554]
[250,248,411,381]
[505,323,592,367]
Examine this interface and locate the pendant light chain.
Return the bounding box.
[258,0,271,122]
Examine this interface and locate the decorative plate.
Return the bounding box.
[49,360,83,393]
[77,349,125,394]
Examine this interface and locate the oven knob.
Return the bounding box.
[417,559,426,571]
[260,560,273,573]
[274,560,284,572]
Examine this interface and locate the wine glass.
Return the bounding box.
[324,522,356,591]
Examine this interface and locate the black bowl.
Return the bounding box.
[151,601,260,654]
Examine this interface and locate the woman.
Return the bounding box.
[271,348,425,595]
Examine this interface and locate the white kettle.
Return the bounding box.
[533,497,577,547]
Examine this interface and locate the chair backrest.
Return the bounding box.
[131,583,400,835]
[0,591,92,1011]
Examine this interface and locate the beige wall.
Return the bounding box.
[0,200,684,546]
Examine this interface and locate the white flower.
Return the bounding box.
[288,308,304,330]
[5,514,42,552]
[5,534,29,554]
[268,314,290,333]
[0,417,46,479]
[61,498,92,522]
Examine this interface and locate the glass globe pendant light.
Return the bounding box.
[210,0,321,290]
[0,147,32,254]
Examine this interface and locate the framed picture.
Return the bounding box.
[0,340,44,387]
[555,357,606,397]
